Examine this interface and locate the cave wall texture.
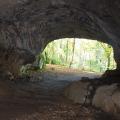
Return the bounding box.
[0,0,120,75]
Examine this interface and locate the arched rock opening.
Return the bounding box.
[0,0,120,76]
[42,38,116,72]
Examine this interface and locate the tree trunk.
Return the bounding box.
[66,40,69,63]
[69,38,76,68]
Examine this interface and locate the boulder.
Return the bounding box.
[92,84,120,114]
[64,80,94,104]
[65,79,120,115]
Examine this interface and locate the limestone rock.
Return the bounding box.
[0,47,35,76]
[102,69,120,78]
[65,79,120,115]
[92,84,120,114]
[64,80,93,104]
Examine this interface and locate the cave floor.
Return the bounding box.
[0,65,118,120]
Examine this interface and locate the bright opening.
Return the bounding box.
[40,38,116,73]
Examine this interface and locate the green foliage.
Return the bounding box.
[20,64,39,76]
[41,38,116,73]
[38,53,46,69]
[20,54,46,76]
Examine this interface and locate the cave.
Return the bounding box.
[0,0,120,119]
[1,0,120,76]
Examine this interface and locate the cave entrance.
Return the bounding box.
[40,38,116,74]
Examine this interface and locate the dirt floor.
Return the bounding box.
[0,64,119,120]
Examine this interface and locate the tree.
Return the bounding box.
[65,39,69,63]
[69,38,76,68]
[99,43,112,70]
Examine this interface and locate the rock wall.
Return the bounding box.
[0,0,120,74]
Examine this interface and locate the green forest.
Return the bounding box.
[39,38,116,73]
[20,38,116,74]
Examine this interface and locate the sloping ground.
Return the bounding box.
[0,65,119,120]
[42,64,101,81]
